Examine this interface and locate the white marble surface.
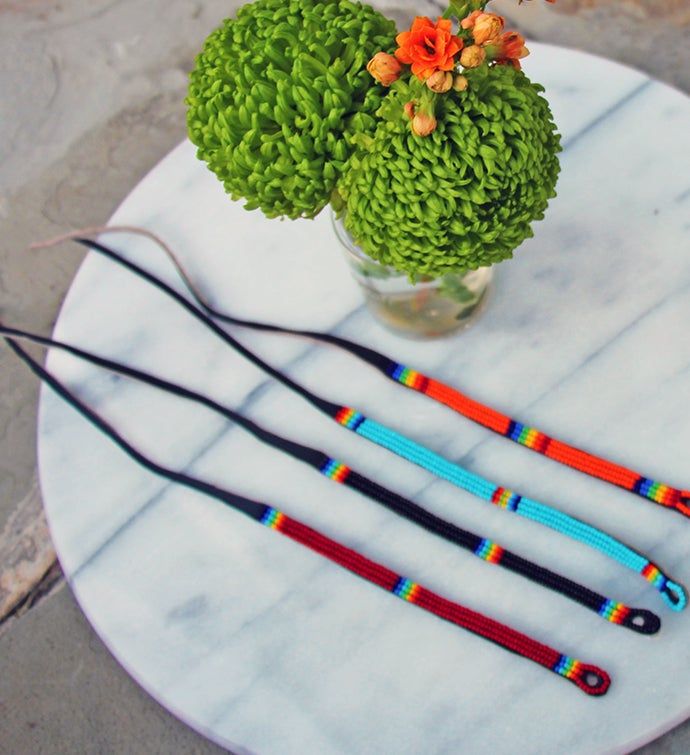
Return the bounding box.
[37,44,690,754]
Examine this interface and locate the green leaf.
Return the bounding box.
[439,275,476,305]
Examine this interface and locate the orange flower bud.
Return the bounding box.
[460,10,482,31]
[452,74,468,92]
[403,101,416,120]
[426,70,453,93]
[366,52,402,86]
[471,13,505,45]
[411,111,437,137]
[460,45,486,69]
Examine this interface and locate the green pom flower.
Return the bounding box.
[186,0,396,219]
[338,64,562,277]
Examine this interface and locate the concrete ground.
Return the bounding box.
[0,1,688,752]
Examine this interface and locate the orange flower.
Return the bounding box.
[366,52,402,86]
[395,16,463,81]
[471,13,505,45]
[490,31,530,69]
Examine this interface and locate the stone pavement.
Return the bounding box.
[0,1,688,752]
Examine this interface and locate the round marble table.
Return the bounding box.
[38,44,690,754]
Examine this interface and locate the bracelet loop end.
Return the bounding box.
[661,580,687,612]
[573,664,611,696]
[623,608,661,635]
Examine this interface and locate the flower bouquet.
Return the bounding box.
[187,0,561,336]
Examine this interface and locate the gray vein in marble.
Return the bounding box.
[66,399,261,579]
[560,80,652,150]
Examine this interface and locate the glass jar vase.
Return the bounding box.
[333,212,493,339]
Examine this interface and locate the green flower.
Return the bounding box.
[338,64,562,277]
[186,0,396,219]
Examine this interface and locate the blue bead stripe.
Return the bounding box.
[509,421,525,442]
[321,458,338,476]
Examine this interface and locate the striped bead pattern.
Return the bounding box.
[388,362,690,519]
[335,407,365,431]
[475,539,504,564]
[598,600,630,625]
[634,478,676,507]
[321,459,350,483]
[492,487,521,511]
[508,421,551,454]
[554,655,584,682]
[642,563,667,590]
[393,577,421,602]
[261,507,286,530]
[334,407,687,612]
[391,364,429,392]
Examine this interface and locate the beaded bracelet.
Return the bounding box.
[72,228,689,520]
[62,236,686,613]
[1,324,660,635]
[5,337,612,696]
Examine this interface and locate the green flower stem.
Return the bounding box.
[448,0,488,19]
